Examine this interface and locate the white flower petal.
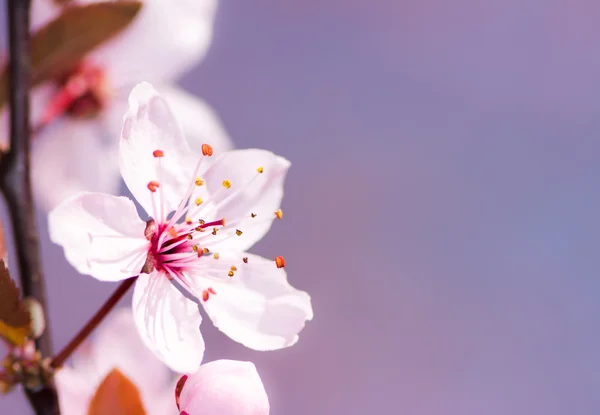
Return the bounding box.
[87,0,217,87]
[31,115,121,211]
[159,85,233,155]
[120,82,193,217]
[88,308,172,400]
[31,0,61,32]
[48,192,148,281]
[55,366,95,415]
[179,360,269,415]
[132,272,205,373]
[198,253,312,351]
[197,149,291,252]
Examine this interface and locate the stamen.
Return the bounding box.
[211,228,218,235]
[168,228,178,238]
[243,257,248,263]
[222,180,232,189]
[201,144,213,156]
[275,256,286,268]
[228,271,234,277]
[251,213,257,218]
[153,149,164,158]
[213,253,220,259]
[147,180,160,192]
[235,229,243,236]
[275,209,283,219]
[195,177,204,186]
[257,166,264,173]
[230,266,237,271]
[195,197,203,206]
[199,218,226,229]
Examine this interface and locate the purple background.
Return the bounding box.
[3,1,600,414]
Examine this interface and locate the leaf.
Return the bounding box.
[0,1,142,109]
[88,369,147,415]
[0,260,31,346]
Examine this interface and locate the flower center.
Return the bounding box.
[37,62,109,131]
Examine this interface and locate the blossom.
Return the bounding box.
[1,0,231,210]
[49,82,313,373]
[55,308,177,415]
[176,360,269,415]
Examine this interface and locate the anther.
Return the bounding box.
[203,248,210,254]
[147,180,160,192]
[192,245,199,252]
[201,144,213,156]
[153,149,164,158]
[195,177,204,186]
[199,219,206,226]
[212,228,219,235]
[222,180,232,189]
[187,234,193,240]
[202,290,209,302]
[275,209,283,219]
[213,253,220,259]
[236,229,243,236]
[185,217,193,225]
[275,256,286,268]
[251,213,257,218]
[208,287,216,295]
[243,257,248,263]
[195,197,203,206]
[230,266,237,271]
[228,271,234,277]
[257,166,264,174]
[168,228,178,238]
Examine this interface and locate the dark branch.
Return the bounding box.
[1,1,59,414]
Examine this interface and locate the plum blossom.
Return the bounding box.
[49,82,313,373]
[55,308,178,414]
[1,0,231,210]
[175,360,269,415]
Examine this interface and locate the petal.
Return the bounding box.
[197,253,313,351]
[120,82,194,218]
[132,272,205,373]
[179,360,269,415]
[159,85,233,155]
[196,150,291,252]
[88,307,172,401]
[30,0,61,32]
[48,192,149,281]
[55,367,95,415]
[31,116,121,211]
[88,0,217,86]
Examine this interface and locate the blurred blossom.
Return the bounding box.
[48,83,313,373]
[176,360,269,415]
[55,307,177,415]
[0,0,231,210]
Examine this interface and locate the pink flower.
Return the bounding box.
[176,360,269,415]
[49,82,313,373]
[55,307,179,415]
[2,0,231,210]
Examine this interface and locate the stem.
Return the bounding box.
[1,1,59,414]
[51,277,137,369]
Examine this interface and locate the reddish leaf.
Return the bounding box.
[88,369,146,415]
[0,260,31,346]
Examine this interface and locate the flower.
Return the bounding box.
[49,82,313,373]
[55,308,177,415]
[1,0,231,210]
[176,360,269,415]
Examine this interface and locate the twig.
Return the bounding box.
[0,1,59,413]
[51,277,137,369]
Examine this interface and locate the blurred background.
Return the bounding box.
[3,0,600,414]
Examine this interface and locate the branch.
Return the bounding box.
[1,1,59,413]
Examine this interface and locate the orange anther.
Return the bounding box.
[168,228,178,238]
[147,181,160,192]
[235,229,243,236]
[274,209,283,219]
[275,256,286,268]
[201,144,213,156]
[153,149,164,158]
[228,271,234,277]
[202,290,209,302]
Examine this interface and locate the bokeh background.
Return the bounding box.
[3,0,600,414]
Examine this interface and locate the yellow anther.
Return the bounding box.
[203,248,210,254]
[213,253,220,259]
[257,166,264,174]
[192,245,199,252]
[187,234,193,240]
[199,219,206,225]
[195,197,203,206]
[230,266,237,271]
[228,271,234,277]
[274,209,283,219]
[195,177,204,186]
[235,229,243,236]
[222,180,232,189]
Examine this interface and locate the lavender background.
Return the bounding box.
[3,0,600,414]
